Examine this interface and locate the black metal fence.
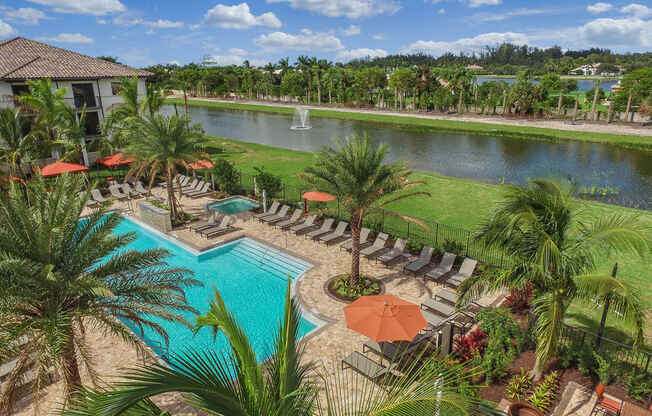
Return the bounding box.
[238,171,513,268]
[559,324,652,376]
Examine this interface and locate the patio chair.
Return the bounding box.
[186,182,212,198]
[274,209,302,229]
[403,246,435,274]
[319,221,349,244]
[122,183,145,198]
[306,218,334,240]
[108,184,129,201]
[434,289,459,306]
[421,308,453,329]
[190,212,217,232]
[340,227,371,251]
[254,201,280,221]
[424,252,456,282]
[421,298,457,318]
[201,216,235,238]
[360,233,389,258]
[290,215,317,234]
[261,205,290,224]
[161,175,187,188]
[180,179,201,194]
[91,189,109,204]
[135,180,151,196]
[363,333,432,363]
[446,258,477,288]
[341,351,394,382]
[376,238,406,264]
[593,383,622,416]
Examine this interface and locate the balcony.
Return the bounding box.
[72,94,99,109]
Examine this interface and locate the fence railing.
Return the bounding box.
[238,171,513,268]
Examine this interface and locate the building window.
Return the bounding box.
[111,82,122,96]
[84,111,101,136]
[10,84,29,96]
[72,83,97,108]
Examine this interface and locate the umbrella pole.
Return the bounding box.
[303,198,307,213]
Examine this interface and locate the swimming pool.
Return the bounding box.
[208,197,259,215]
[113,216,318,363]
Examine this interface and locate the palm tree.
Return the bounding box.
[301,135,428,285]
[19,78,69,155]
[124,114,208,220]
[457,178,650,380]
[0,174,200,413]
[63,283,485,416]
[0,108,34,181]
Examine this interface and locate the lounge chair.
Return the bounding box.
[340,227,371,251]
[261,205,290,223]
[404,246,435,274]
[91,189,109,204]
[376,238,406,264]
[186,182,211,198]
[306,218,334,240]
[108,184,129,200]
[201,216,235,238]
[360,233,389,258]
[254,201,280,220]
[190,213,217,232]
[161,175,187,188]
[421,298,457,318]
[135,181,151,196]
[290,215,317,234]
[421,309,451,328]
[434,289,459,306]
[341,351,393,381]
[319,221,348,244]
[446,258,477,288]
[363,333,432,363]
[274,209,302,229]
[122,183,145,198]
[424,252,456,281]
[180,179,200,193]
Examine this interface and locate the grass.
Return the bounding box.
[205,136,652,344]
[168,98,652,151]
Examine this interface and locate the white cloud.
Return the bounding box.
[189,23,201,30]
[112,14,143,26]
[470,8,560,22]
[372,33,386,40]
[254,31,344,51]
[0,19,15,37]
[336,48,388,62]
[403,32,531,56]
[228,47,248,55]
[26,0,125,16]
[620,3,651,18]
[206,55,246,65]
[144,19,184,28]
[36,32,93,43]
[168,60,180,66]
[340,24,360,36]
[266,0,401,18]
[97,18,107,24]
[3,7,51,25]
[575,17,651,48]
[467,0,501,7]
[587,2,612,13]
[203,3,281,29]
[439,8,445,14]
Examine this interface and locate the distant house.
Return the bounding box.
[466,64,484,71]
[0,37,150,162]
[570,64,599,76]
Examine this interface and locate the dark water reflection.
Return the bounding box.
[162,105,652,210]
[475,77,618,92]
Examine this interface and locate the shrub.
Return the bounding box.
[506,368,532,401]
[576,344,595,376]
[476,308,524,382]
[212,159,241,193]
[593,352,613,385]
[253,166,282,197]
[405,239,424,254]
[454,328,488,361]
[504,284,533,314]
[527,371,560,412]
[442,238,464,254]
[624,372,652,401]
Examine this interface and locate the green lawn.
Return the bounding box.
[205,136,652,344]
[169,98,652,151]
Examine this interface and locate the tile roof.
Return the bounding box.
[0,37,151,81]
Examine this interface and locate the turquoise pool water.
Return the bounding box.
[208,197,259,214]
[113,217,316,363]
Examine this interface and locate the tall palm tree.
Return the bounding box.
[124,114,207,220]
[457,178,650,380]
[0,108,34,181]
[301,135,428,285]
[19,78,69,155]
[63,283,485,416]
[0,174,200,414]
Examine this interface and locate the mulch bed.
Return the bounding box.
[324,275,384,303]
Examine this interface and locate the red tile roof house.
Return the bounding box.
[0,37,151,165]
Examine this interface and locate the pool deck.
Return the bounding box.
[14,190,503,415]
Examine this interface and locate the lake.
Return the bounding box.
[162,104,652,210]
[475,77,619,92]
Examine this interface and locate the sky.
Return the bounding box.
[0,0,650,68]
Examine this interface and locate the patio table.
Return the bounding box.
[621,402,652,416]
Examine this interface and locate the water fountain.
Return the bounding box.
[290,107,312,130]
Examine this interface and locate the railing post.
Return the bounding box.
[465,233,470,256]
[434,223,439,248]
[382,209,385,231]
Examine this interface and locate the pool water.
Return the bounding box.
[208,197,259,215]
[113,217,317,364]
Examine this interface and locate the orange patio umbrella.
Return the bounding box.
[187,159,214,170]
[302,191,335,213]
[39,161,89,178]
[343,294,427,343]
[97,153,134,167]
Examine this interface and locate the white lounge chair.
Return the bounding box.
[404,246,435,274]
[377,238,406,264]
[91,189,109,204]
[186,182,211,198]
[319,221,348,244]
[122,183,144,198]
[425,252,456,282]
[341,351,394,381]
[274,209,302,229]
[446,258,477,288]
[341,227,371,251]
[254,201,280,221]
[190,212,217,232]
[306,218,334,240]
[360,233,389,258]
[261,205,290,223]
[135,180,151,196]
[290,215,317,234]
[201,216,235,238]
